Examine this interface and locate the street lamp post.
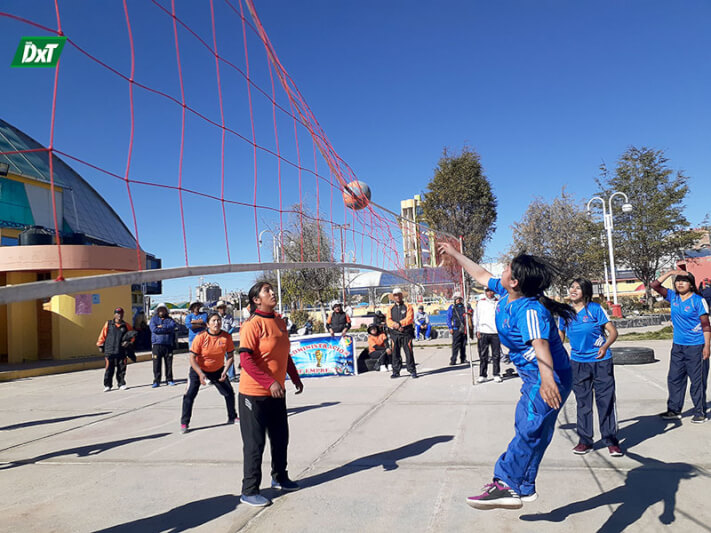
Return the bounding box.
[587,192,633,307]
[259,229,285,315]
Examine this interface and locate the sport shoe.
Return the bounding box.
[271,478,300,491]
[180,424,188,434]
[493,375,503,383]
[227,417,238,425]
[660,410,682,420]
[379,365,387,372]
[168,381,176,386]
[103,386,111,392]
[608,445,623,456]
[449,361,457,366]
[477,376,487,383]
[119,384,128,390]
[390,373,401,379]
[573,443,592,455]
[151,383,159,388]
[240,494,272,507]
[466,480,522,510]
[520,492,538,503]
[410,372,418,379]
[691,414,706,424]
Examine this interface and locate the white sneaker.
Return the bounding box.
[119,385,128,390]
[493,375,503,383]
[379,365,387,372]
[103,386,111,392]
[477,376,487,383]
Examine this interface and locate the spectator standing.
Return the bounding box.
[327,303,351,336]
[238,281,304,507]
[652,270,710,423]
[415,305,432,340]
[558,279,621,456]
[475,288,502,382]
[447,294,470,365]
[386,288,417,378]
[96,307,134,391]
[149,303,177,387]
[217,300,238,381]
[180,312,237,433]
[186,301,207,345]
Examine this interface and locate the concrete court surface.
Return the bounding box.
[1,340,710,533]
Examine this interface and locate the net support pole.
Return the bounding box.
[459,236,476,385]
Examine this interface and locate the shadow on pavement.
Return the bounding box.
[287,401,340,416]
[293,435,454,490]
[0,411,111,431]
[418,365,471,377]
[519,451,709,531]
[617,414,681,451]
[0,432,170,470]
[94,494,239,533]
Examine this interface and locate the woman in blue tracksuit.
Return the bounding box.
[558,278,621,457]
[652,269,710,424]
[439,242,575,510]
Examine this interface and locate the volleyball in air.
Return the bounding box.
[342,180,371,210]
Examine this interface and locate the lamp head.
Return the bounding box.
[621,203,633,213]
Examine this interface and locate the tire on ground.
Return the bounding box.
[611,346,655,365]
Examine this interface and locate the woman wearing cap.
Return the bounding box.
[652,269,710,423]
[558,278,621,456]
[150,304,177,387]
[186,301,207,344]
[368,324,392,372]
[439,242,575,510]
[180,312,237,433]
[238,281,304,507]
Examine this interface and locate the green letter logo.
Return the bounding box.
[11,36,67,68]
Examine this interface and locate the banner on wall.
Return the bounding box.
[289,334,356,377]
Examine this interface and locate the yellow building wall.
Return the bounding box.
[6,272,38,364]
[49,270,133,360]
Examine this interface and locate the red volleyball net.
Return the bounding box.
[0,1,463,299]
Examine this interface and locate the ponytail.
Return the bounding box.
[511,253,576,326]
[539,295,576,326]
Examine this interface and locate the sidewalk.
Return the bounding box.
[1,339,709,532]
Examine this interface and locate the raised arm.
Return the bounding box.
[437,242,493,288]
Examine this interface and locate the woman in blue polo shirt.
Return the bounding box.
[438,242,575,511]
[558,278,620,457]
[652,270,710,424]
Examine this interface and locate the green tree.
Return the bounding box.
[260,206,340,317]
[421,147,497,262]
[509,189,605,295]
[596,147,700,309]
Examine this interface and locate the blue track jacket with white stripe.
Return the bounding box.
[488,278,571,373]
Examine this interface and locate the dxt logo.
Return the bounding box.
[11,36,67,68]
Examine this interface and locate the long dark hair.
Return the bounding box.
[248,281,273,314]
[674,272,700,295]
[570,278,594,305]
[510,254,576,325]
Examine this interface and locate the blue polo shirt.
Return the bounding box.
[558,302,611,362]
[186,312,208,343]
[665,291,709,346]
[488,278,570,372]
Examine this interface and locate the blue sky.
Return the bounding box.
[2,1,710,302]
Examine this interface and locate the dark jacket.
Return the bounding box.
[102,321,130,357]
[327,311,351,333]
[150,315,176,346]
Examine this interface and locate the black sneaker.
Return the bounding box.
[466,480,522,510]
[410,372,418,379]
[660,410,682,420]
[390,373,401,379]
[271,478,300,491]
[691,414,706,424]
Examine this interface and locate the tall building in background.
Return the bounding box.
[400,195,436,269]
[196,282,222,304]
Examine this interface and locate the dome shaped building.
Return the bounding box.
[0,119,160,364]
